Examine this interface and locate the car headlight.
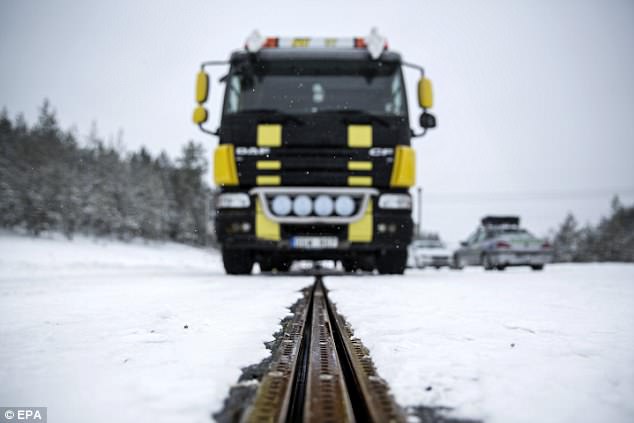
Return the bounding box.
[217,193,250,208]
[378,194,412,209]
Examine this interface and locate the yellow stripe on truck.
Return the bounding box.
[255,199,280,241]
[390,145,416,187]
[256,175,281,185]
[348,201,373,243]
[348,176,373,186]
[347,124,372,148]
[214,144,238,186]
[347,161,373,171]
[256,160,281,170]
[257,124,282,147]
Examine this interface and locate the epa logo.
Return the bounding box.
[1,408,46,422]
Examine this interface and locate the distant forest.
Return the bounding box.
[1,102,632,261]
[550,197,634,263]
[0,101,214,245]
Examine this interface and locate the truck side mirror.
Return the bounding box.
[193,71,210,124]
[196,71,210,103]
[192,106,208,124]
[419,112,436,129]
[418,77,433,109]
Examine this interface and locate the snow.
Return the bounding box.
[0,233,309,423]
[3,233,633,423]
[326,265,634,423]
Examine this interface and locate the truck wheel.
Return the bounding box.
[259,259,273,272]
[359,255,375,273]
[376,249,407,275]
[342,259,358,273]
[496,264,506,271]
[222,248,254,275]
[531,264,544,271]
[273,258,292,272]
[360,263,374,273]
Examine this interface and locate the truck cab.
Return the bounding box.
[193,30,436,274]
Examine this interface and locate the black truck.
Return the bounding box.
[193,30,436,274]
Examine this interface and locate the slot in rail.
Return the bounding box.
[244,276,405,423]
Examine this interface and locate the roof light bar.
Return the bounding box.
[244,28,388,59]
[263,37,278,48]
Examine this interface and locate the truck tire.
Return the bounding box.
[343,256,374,273]
[258,259,273,273]
[222,248,254,275]
[376,249,407,275]
[531,264,544,271]
[342,259,359,273]
[273,258,292,272]
[360,255,375,273]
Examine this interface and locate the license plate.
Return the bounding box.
[291,236,338,249]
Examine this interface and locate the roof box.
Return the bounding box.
[481,216,520,226]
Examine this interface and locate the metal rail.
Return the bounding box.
[243,276,405,423]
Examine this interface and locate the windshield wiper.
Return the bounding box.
[235,109,305,125]
[315,109,390,127]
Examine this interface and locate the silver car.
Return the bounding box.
[407,237,453,269]
[454,216,552,271]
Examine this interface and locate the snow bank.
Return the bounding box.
[327,265,634,423]
[0,233,310,423]
[0,232,223,275]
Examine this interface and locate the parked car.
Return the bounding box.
[453,216,552,271]
[407,235,453,269]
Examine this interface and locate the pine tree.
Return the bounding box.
[0,102,214,245]
[552,213,579,262]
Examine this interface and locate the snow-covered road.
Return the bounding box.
[0,234,309,423]
[328,265,634,423]
[1,233,633,423]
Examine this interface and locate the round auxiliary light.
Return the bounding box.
[314,195,334,217]
[335,195,355,217]
[271,195,292,216]
[293,195,313,217]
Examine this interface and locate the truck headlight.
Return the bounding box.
[378,194,412,209]
[314,195,334,216]
[334,195,355,216]
[271,195,292,216]
[293,195,313,217]
[217,193,250,208]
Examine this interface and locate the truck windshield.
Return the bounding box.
[223,60,407,117]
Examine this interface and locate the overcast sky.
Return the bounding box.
[1,0,633,242]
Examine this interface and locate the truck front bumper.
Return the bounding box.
[215,200,412,260]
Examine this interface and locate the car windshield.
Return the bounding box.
[223,60,407,116]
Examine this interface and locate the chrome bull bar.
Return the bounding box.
[249,187,378,224]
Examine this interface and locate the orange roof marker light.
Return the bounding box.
[244,28,388,60]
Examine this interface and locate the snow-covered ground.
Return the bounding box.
[0,233,309,423]
[2,233,633,423]
[327,265,634,423]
